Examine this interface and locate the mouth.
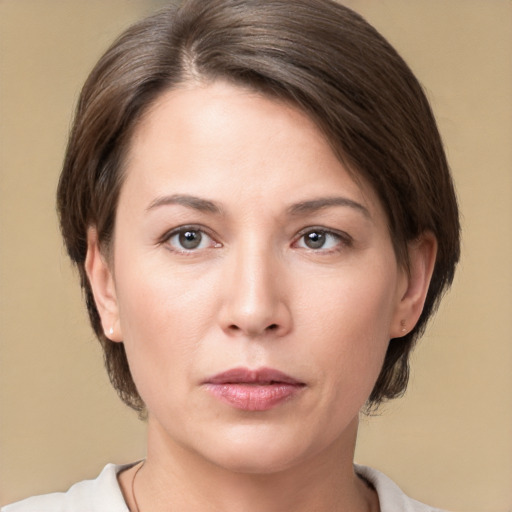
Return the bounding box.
[202,367,306,411]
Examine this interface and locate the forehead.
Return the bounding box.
[122,80,382,220]
[131,80,327,164]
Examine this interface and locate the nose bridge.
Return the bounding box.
[221,236,290,337]
[237,240,275,307]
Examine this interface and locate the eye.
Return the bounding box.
[164,227,220,252]
[294,228,350,251]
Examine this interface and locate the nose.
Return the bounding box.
[218,244,292,338]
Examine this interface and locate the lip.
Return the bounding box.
[203,367,305,411]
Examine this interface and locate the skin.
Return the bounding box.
[86,80,436,512]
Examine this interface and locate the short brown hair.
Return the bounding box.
[57,0,460,412]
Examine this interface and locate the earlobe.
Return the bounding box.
[85,227,123,342]
[391,232,437,338]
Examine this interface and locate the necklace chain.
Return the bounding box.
[130,460,145,512]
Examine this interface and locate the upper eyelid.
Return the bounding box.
[294,226,352,241]
[160,224,217,242]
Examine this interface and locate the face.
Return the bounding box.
[89,81,417,474]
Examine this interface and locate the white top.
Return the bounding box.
[2,463,448,512]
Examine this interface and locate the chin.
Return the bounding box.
[195,426,317,475]
[211,448,304,475]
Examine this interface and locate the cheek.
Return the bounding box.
[112,262,221,400]
[297,262,399,387]
[115,254,217,340]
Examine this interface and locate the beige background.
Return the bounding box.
[0,1,511,510]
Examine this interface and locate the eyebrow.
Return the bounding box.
[146,194,369,218]
[146,194,223,215]
[287,197,370,218]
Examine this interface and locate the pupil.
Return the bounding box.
[306,231,325,249]
[179,230,201,249]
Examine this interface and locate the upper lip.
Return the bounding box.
[204,367,304,385]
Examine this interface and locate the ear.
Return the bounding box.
[85,227,123,342]
[390,232,438,338]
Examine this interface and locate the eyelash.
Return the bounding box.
[293,227,353,253]
[159,225,352,254]
[160,225,221,254]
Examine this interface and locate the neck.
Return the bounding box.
[123,417,377,512]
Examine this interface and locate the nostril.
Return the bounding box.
[267,324,278,331]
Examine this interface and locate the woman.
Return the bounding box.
[2,0,460,510]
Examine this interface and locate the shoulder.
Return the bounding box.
[1,463,133,512]
[355,464,450,512]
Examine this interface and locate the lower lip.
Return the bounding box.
[204,383,303,411]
